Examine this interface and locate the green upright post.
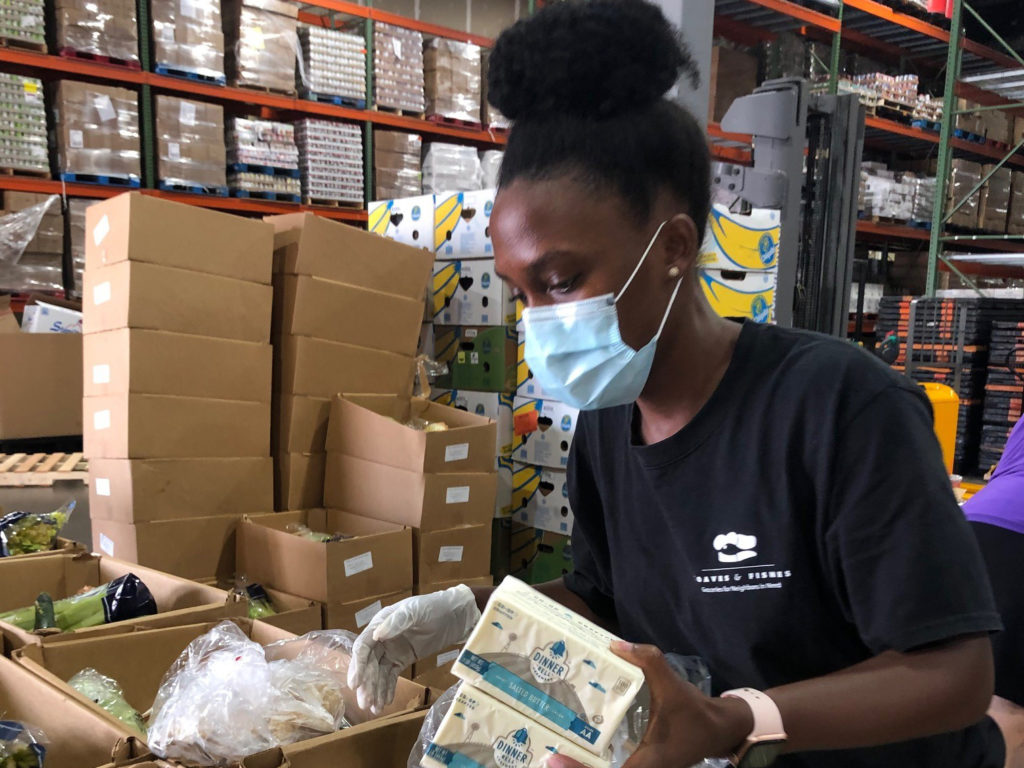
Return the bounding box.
[137,0,155,188]
[926,0,964,296]
[364,15,374,209]
[828,2,843,96]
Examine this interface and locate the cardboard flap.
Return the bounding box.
[0,295,19,333]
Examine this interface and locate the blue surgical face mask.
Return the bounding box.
[521,221,682,411]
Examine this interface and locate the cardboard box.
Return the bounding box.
[84,393,270,459]
[978,164,1013,233]
[22,299,83,334]
[91,514,242,580]
[367,194,436,250]
[52,80,141,180]
[5,537,88,562]
[275,452,326,510]
[323,588,413,633]
[267,211,433,301]
[85,193,273,284]
[274,274,423,356]
[324,453,497,531]
[0,331,82,439]
[1014,116,1024,148]
[412,645,462,690]
[0,553,239,651]
[326,394,497,474]
[509,462,574,536]
[83,328,272,401]
[496,455,514,518]
[414,574,493,596]
[88,457,273,523]
[415,524,491,584]
[528,530,574,585]
[274,394,332,453]
[515,332,551,400]
[946,159,984,230]
[709,46,759,123]
[434,189,494,259]
[433,258,516,326]
[433,325,516,392]
[511,397,579,470]
[84,260,273,342]
[699,268,777,323]
[699,204,780,271]
[256,587,322,635]
[431,390,514,457]
[274,335,415,398]
[237,511,413,603]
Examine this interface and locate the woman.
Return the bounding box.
[349,3,1005,766]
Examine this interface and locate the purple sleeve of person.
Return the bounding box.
[963,419,1024,535]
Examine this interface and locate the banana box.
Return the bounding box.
[699,204,780,271]
[432,259,517,326]
[516,332,552,400]
[434,189,495,259]
[434,325,517,392]
[510,461,574,536]
[699,268,776,324]
[368,194,435,249]
[432,389,515,458]
[512,397,578,469]
[527,531,574,585]
[496,455,514,518]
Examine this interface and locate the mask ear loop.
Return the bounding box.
[653,275,684,341]
[614,220,670,303]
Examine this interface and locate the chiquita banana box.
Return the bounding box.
[699,204,780,271]
[421,683,611,768]
[435,189,495,259]
[368,194,435,249]
[453,576,644,755]
[699,268,776,324]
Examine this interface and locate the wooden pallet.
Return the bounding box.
[0,37,46,52]
[0,166,50,178]
[374,104,426,119]
[303,197,364,208]
[0,452,87,487]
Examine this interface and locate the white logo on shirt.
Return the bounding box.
[713,531,758,563]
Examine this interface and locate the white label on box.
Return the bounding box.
[391,38,402,58]
[20,13,37,26]
[343,551,374,578]
[438,546,464,563]
[99,533,114,557]
[69,129,84,149]
[93,281,112,306]
[437,649,460,667]
[445,443,470,463]
[179,100,196,126]
[93,214,110,246]
[94,94,116,123]
[355,600,383,629]
[92,364,111,384]
[446,486,470,504]
[95,477,111,496]
[179,0,197,18]
[465,329,478,338]
[93,409,111,431]
[168,142,181,160]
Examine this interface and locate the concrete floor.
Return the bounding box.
[0,482,92,550]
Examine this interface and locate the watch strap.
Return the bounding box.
[721,687,787,766]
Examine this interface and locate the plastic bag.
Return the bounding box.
[238,582,276,620]
[147,621,354,764]
[0,720,47,768]
[0,196,58,267]
[0,501,75,557]
[0,573,157,632]
[68,668,147,737]
[285,523,350,543]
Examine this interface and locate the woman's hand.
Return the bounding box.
[548,642,753,768]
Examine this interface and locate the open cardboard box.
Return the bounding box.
[322,588,413,634]
[414,524,491,584]
[0,552,243,652]
[237,510,412,604]
[7,536,88,561]
[14,619,433,758]
[198,578,323,636]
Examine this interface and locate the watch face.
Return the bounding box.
[740,741,784,768]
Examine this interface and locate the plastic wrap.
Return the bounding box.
[374,22,425,113]
[0,572,156,631]
[156,95,226,191]
[424,39,481,124]
[152,0,225,80]
[423,142,482,193]
[910,175,936,223]
[227,116,298,168]
[947,159,983,229]
[68,198,94,297]
[0,74,48,174]
[978,165,1012,233]
[52,80,140,182]
[0,720,47,768]
[0,193,63,294]
[0,500,73,556]
[298,25,366,101]
[53,0,138,63]
[480,49,511,130]
[68,668,147,736]
[760,32,806,81]
[0,0,44,49]
[1008,173,1024,236]
[147,621,354,764]
[858,164,913,221]
[224,0,299,94]
[296,118,363,204]
[480,150,503,189]
[374,130,422,199]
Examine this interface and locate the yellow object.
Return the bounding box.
[699,268,776,323]
[921,383,958,474]
[434,193,463,252]
[701,205,781,271]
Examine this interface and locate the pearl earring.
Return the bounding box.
[668,266,681,278]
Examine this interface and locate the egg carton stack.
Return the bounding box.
[226,117,300,201]
[373,22,425,114]
[0,73,47,174]
[0,0,45,50]
[294,119,363,206]
[298,25,366,106]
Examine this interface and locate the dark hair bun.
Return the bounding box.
[488,0,698,122]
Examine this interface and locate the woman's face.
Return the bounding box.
[491,175,697,351]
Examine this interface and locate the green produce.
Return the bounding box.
[0,501,74,556]
[0,574,157,632]
[68,668,146,736]
[243,583,276,619]
[0,721,46,768]
[32,593,55,631]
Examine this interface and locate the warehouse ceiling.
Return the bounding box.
[964,0,1024,55]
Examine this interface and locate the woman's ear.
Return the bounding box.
[660,212,700,277]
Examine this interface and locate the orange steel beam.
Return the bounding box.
[0,47,145,83]
[292,0,495,47]
[856,220,931,242]
[708,122,753,145]
[743,0,840,32]
[713,15,777,46]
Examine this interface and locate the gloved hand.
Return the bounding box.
[347,584,481,713]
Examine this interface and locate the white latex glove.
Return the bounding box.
[347,585,481,714]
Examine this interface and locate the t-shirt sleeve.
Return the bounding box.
[824,384,1002,653]
[564,415,618,624]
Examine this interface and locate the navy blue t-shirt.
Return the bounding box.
[564,321,1005,767]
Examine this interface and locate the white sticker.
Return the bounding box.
[99,533,114,556]
[92,364,111,384]
[179,100,196,126]
[464,329,478,338]
[94,94,116,123]
[69,129,84,149]
[436,649,460,667]
[93,214,110,246]
[93,280,112,306]
[20,13,37,27]
[391,38,402,59]
[93,409,111,431]
[445,486,470,504]
[179,0,197,18]
[343,551,374,578]
[354,600,383,629]
[438,546,464,563]
[168,142,181,161]
[95,477,111,496]
[444,443,470,463]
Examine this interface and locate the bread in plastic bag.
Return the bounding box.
[147,621,355,765]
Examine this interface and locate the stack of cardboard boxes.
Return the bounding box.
[53,0,138,63]
[374,129,422,200]
[947,159,984,230]
[978,165,1013,233]
[223,0,298,94]
[423,38,482,125]
[82,193,275,581]
[50,80,140,184]
[155,95,227,193]
[151,0,225,81]
[0,192,64,294]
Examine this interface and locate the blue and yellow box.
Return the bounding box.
[433,325,516,393]
[509,461,574,536]
[699,268,776,324]
[368,194,435,249]
[431,389,515,458]
[511,396,578,469]
[699,204,780,271]
[431,258,516,326]
[434,189,495,260]
[515,332,553,400]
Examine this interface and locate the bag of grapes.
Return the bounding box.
[0,501,75,557]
